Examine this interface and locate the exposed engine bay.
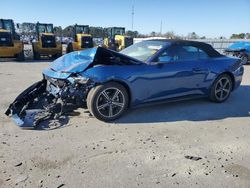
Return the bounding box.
[5,77,94,128]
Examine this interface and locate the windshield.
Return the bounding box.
[120,40,168,61]
[0,20,14,33]
[75,25,89,34]
[113,28,125,36]
[37,24,53,33]
[107,27,125,38]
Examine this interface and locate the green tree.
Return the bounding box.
[89,27,105,38]
[163,31,175,39]
[62,25,74,37]
[187,32,199,39]
[230,33,246,39]
[150,31,156,37]
[126,30,139,38]
[54,26,63,37]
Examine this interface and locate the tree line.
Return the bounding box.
[16,23,249,40]
[230,33,250,39]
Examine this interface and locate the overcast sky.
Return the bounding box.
[1,0,250,38]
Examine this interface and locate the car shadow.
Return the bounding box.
[33,111,81,131]
[115,85,250,124]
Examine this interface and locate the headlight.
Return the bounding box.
[68,76,90,84]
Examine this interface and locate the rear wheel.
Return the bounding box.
[33,51,40,60]
[66,43,73,53]
[209,74,232,103]
[87,82,129,121]
[240,54,248,65]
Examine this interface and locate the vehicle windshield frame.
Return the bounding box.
[0,20,14,33]
[120,40,169,63]
[75,25,89,34]
[37,24,53,34]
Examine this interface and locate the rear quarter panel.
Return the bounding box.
[206,56,243,90]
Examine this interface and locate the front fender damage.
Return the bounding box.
[5,78,93,128]
[5,79,48,127]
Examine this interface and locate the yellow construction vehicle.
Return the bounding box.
[66,24,94,53]
[32,22,62,60]
[103,27,133,51]
[0,19,24,61]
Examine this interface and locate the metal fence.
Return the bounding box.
[134,38,250,54]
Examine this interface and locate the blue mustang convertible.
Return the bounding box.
[5,40,244,127]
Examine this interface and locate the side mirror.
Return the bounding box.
[158,56,172,63]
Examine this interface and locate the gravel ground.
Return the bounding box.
[0,61,250,188]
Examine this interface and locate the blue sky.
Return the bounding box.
[1,0,250,38]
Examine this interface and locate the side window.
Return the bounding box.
[157,45,200,63]
[156,45,210,63]
[181,46,199,61]
[157,50,173,63]
[199,49,209,59]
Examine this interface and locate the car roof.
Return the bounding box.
[145,39,223,57]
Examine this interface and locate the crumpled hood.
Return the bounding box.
[49,47,97,73]
[42,46,143,79]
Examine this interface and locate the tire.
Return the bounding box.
[33,51,40,60]
[87,82,129,121]
[52,53,62,59]
[16,51,25,61]
[66,43,73,53]
[240,54,248,65]
[209,74,233,103]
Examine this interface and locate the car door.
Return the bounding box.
[138,44,209,103]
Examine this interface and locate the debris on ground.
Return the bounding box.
[184,156,202,161]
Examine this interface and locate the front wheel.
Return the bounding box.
[16,51,25,61]
[33,51,40,60]
[87,82,129,121]
[209,74,232,103]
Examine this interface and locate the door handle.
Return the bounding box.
[192,68,207,72]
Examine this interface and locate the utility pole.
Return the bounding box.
[132,3,134,31]
[160,20,162,35]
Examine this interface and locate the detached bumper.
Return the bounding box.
[5,79,47,127]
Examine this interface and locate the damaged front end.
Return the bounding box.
[5,77,93,128]
[5,47,141,128]
[5,48,100,128]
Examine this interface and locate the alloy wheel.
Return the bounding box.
[215,77,231,101]
[96,87,125,118]
[241,55,248,65]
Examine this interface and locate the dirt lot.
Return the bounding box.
[0,61,250,188]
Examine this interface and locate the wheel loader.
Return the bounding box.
[32,22,62,60]
[66,24,94,53]
[0,19,24,61]
[103,27,133,51]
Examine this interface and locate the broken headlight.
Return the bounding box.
[67,76,90,85]
[74,77,90,84]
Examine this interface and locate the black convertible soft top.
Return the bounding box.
[149,39,223,58]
